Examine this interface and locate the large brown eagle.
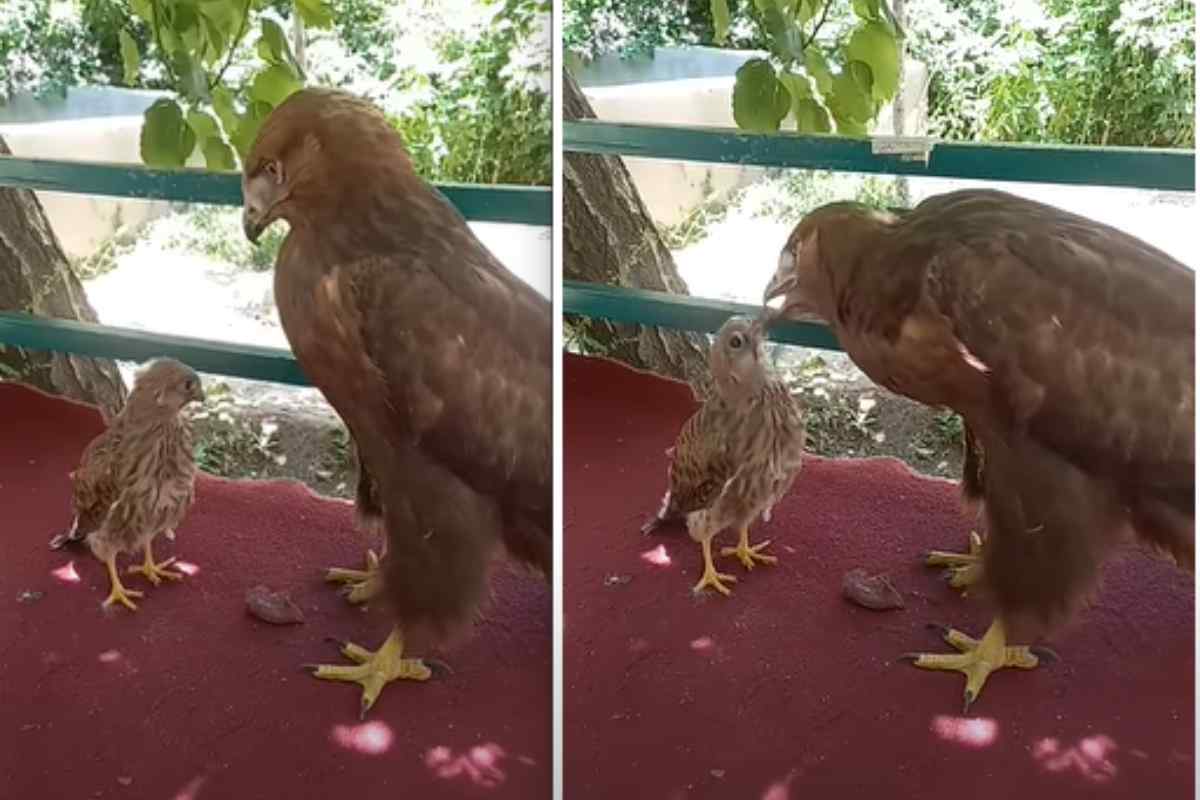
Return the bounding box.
[764,189,1194,710]
[241,88,551,715]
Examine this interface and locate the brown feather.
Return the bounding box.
[767,189,1194,632]
[244,89,550,643]
[65,358,200,564]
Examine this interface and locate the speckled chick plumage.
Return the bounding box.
[62,358,203,562]
[645,316,807,542]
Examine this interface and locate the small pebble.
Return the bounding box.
[245,585,305,624]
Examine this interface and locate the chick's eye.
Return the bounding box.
[184,379,195,390]
[729,334,743,349]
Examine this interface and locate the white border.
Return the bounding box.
[551,0,565,794]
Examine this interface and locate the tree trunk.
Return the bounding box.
[562,68,713,398]
[0,135,127,419]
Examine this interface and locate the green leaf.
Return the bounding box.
[761,1,805,61]
[174,50,210,102]
[827,65,874,125]
[851,0,879,20]
[846,21,900,101]
[795,0,815,26]
[140,99,197,168]
[779,71,831,133]
[118,30,140,86]
[711,0,730,45]
[202,137,237,171]
[293,0,334,28]
[794,98,832,133]
[732,59,791,133]
[804,49,834,94]
[186,109,220,141]
[258,18,289,64]
[250,64,302,108]
[229,102,272,160]
[129,0,153,24]
[848,59,874,95]
[211,85,239,134]
[832,114,868,136]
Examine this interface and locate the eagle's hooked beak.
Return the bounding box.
[763,249,798,306]
[242,207,265,244]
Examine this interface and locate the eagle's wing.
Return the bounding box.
[912,191,1193,488]
[299,205,552,568]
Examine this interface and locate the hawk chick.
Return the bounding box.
[55,358,203,611]
[644,315,807,596]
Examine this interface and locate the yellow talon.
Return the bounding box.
[720,526,778,570]
[925,530,984,594]
[692,538,737,596]
[905,618,1043,712]
[103,556,143,611]
[127,543,184,586]
[310,628,432,717]
[325,549,384,604]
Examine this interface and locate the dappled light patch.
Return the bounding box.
[425,742,510,788]
[51,561,81,583]
[330,721,394,756]
[690,636,714,652]
[174,560,200,576]
[1032,734,1119,783]
[640,545,671,567]
[98,649,121,664]
[171,775,207,800]
[760,769,799,800]
[931,715,999,749]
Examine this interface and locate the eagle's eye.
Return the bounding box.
[263,160,280,180]
[729,333,744,350]
[184,379,195,391]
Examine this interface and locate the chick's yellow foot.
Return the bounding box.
[325,548,384,604]
[721,527,778,570]
[902,619,1044,712]
[310,628,431,717]
[925,530,984,593]
[692,538,737,596]
[102,557,143,611]
[127,545,184,586]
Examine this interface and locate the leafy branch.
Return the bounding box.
[118,0,333,171]
[713,0,903,136]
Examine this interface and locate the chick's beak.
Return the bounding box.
[242,208,264,244]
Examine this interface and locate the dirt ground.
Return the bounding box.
[182,344,965,500]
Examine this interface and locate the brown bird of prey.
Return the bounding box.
[764,189,1194,710]
[642,315,807,596]
[241,88,551,715]
[52,358,203,611]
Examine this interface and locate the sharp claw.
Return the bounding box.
[963,690,975,715]
[897,652,921,664]
[925,622,950,635]
[1030,645,1059,663]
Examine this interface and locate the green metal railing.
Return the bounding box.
[563,120,1196,351]
[0,155,551,385]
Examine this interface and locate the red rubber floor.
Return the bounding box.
[564,353,1194,800]
[0,382,550,800]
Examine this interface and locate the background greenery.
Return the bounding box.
[563,0,1195,147]
[0,0,550,185]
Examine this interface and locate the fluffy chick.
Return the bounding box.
[644,315,807,595]
[55,358,203,611]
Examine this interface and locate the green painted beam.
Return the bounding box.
[0,312,310,385]
[563,280,842,351]
[564,121,1196,192]
[0,155,552,226]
